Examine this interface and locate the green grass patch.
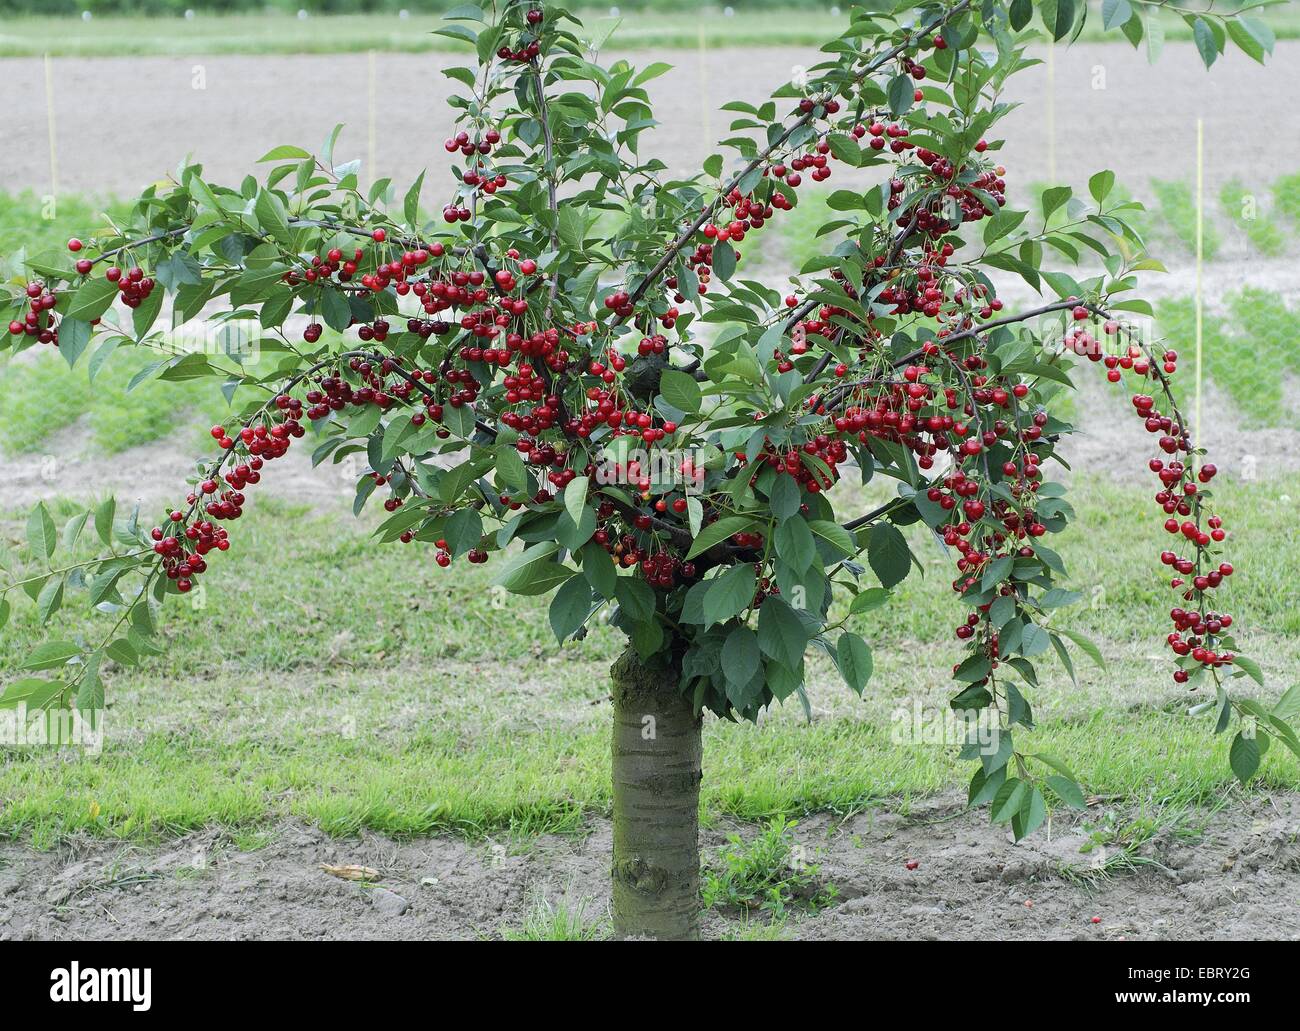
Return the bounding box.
[1219,178,1288,257]
[0,191,133,274]
[6,5,1300,57]
[1156,288,1300,428]
[1149,178,1220,261]
[1273,171,1300,228]
[2,473,1297,847]
[0,345,232,456]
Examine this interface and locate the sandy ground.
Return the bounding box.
[2,790,1297,941]
[2,43,1296,198]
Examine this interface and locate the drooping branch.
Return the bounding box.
[620,0,974,316]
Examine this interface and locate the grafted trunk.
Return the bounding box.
[609,645,702,941]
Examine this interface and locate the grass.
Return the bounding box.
[1,469,1297,849]
[5,4,1300,57]
[1273,171,1300,228]
[780,191,841,275]
[1219,178,1288,257]
[0,8,853,56]
[1149,178,1220,261]
[0,345,231,456]
[702,817,836,918]
[0,191,133,274]
[501,891,610,940]
[1156,287,1300,429]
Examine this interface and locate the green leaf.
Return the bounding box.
[1191,17,1219,68]
[64,277,119,322]
[711,240,736,282]
[94,497,116,547]
[0,678,66,710]
[496,445,530,494]
[1233,654,1264,687]
[757,596,808,669]
[615,576,656,624]
[20,640,79,671]
[704,564,756,626]
[835,631,873,695]
[105,637,138,667]
[767,474,801,520]
[442,507,483,560]
[557,207,588,251]
[1043,0,1077,40]
[1227,16,1275,64]
[58,317,92,368]
[254,188,292,241]
[1015,786,1048,840]
[1100,0,1132,31]
[1088,169,1115,205]
[319,287,352,332]
[849,587,890,616]
[1057,627,1105,669]
[721,625,761,687]
[774,517,816,573]
[1229,730,1261,784]
[807,519,854,558]
[27,501,56,561]
[658,369,701,414]
[1271,683,1300,721]
[61,512,89,552]
[866,522,909,588]
[36,574,64,624]
[1041,185,1072,221]
[404,170,426,227]
[886,73,914,117]
[991,777,1027,823]
[581,541,617,599]
[564,475,589,527]
[549,574,593,643]
[686,516,756,560]
[257,144,313,162]
[1046,774,1086,810]
[494,542,563,593]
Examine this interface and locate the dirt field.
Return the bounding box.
[3,790,1297,941]
[3,43,1296,198]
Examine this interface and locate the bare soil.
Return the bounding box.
[3,43,1296,199]
[2,790,1297,940]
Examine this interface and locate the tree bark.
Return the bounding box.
[609,645,702,941]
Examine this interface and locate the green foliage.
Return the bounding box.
[1219,178,1287,257]
[1273,171,1300,227]
[1149,178,1219,259]
[1156,288,1300,428]
[702,818,836,918]
[0,346,228,455]
[0,192,133,274]
[501,893,610,941]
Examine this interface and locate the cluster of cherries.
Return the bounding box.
[8,282,59,344]
[145,400,305,593]
[739,437,849,496]
[496,4,544,62]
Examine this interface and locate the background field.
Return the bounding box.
[1,4,1298,940]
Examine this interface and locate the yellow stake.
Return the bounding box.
[698,22,710,147]
[44,53,58,199]
[1046,41,1056,184]
[1195,117,1204,452]
[368,49,378,191]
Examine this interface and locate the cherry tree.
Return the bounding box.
[3,0,1292,940]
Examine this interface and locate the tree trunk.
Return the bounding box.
[609,645,702,940]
